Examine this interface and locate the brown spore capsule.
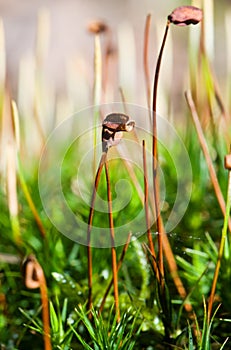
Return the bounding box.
[168,6,203,26]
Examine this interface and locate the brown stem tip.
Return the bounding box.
[168,6,203,26]
[87,20,108,34]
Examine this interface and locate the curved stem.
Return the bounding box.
[104,160,120,322]
[152,20,170,285]
[144,14,152,115]
[87,152,107,312]
[152,21,170,114]
[24,256,51,350]
[99,232,131,314]
[142,140,159,281]
[39,269,51,350]
[93,34,102,174]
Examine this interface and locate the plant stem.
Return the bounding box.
[39,269,51,350]
[152,21,170,115]
[152,20,170,286]
[207,163,231,323]
[93,34,102,174]
[150,21,193,314]
[144,14,152,115]
[142,140,159,281]
[87,33,103,317]
[162,226,193,313]
[185,90,231,232]
[104,160,120,322]
[99,232,131,314]
[24,256,51,350]
[87,152,107,312]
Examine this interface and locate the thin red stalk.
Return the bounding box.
[115,89,143,201]
[185,90,231,232]
[150,22,194,309]
[87,152,107,312]
[144,233,193,314]
[39,272,51,350]
[92,34,102,174]
[144,14,152,114]
[142,140,159,281]
[104,160,120,322]
[161,222,193,313]
[142,242,158,269]
[152,21,170,116]
[152,20,170,285]
[24,256,51,350]
[99,232,131,314]
[150,20,193,314]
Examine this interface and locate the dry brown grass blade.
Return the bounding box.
[185,90,231,233]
